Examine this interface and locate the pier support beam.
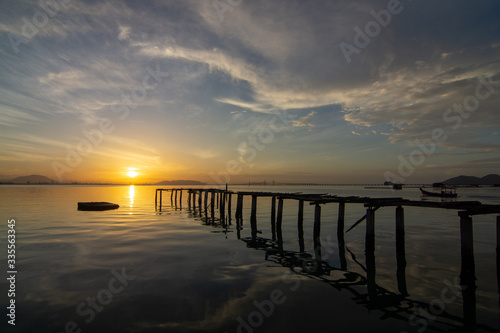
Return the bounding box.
[271,196,276,241]
[338,201,347,269]
[497,215,500,308]
[277,198,284,248]
[251,195,257,240]
[314,204,322,261]
[227,193,232,223]
[395,205,408,296]
[211,191,215,222]
[236,194,243,220]
[179,190,183,209]
[298,200,304,252]
[459,212,476,331]
[365,207,376,303]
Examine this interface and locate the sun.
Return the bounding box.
[127,169,138,178]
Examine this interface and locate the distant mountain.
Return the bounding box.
[442,174,500,185]
[10,175,54,184]
[155,180,206,185]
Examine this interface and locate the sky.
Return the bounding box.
[0,0,499,184]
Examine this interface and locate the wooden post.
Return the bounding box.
[211,191,215,222]
[298,200,304,252]
[338,201,347,270]
[251,195,257,240]
[251,195,257,224]
[271,196,276,241]
[159,190,162,211]
[174,189,178,207]
[170,189,173,204]
[314,204,322,260]
[216,191,220,209]
[204,190,209,214]
[155,189,158,207]
[179,189,183,208]
[198,190,202,212]
[220,191,226,223]
[187,190,191,208]
[459,212,476,330]
[497,216,500,308]
[365,207,376,303]
[236,194,243,220]
[396,205,408,296]
[227,193,232,223]
[277,198,284,248]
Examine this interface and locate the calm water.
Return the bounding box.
[1,185,499,332]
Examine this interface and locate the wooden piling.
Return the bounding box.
[338,201,347,270]
[204,190,209,213]
[395,206,408,296]
[497,216,500,308]
[170,189,173,203]
[459,212,476,331]
[155,190,158,207]
[211,191,215,222]
[251,195,257,240]
[276,198,284,248]
[298,200,304,252]
[179,189,183,208]
[251,195,257,225]
[314,203,321,260]
[269,196,276,240]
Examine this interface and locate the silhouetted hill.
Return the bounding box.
[10,175,54,184]
[442,174,500,185]
[155,180,206,185]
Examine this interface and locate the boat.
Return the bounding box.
[419,187,457,198]
[77,202,119,211]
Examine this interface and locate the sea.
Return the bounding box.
[1,184,499,333]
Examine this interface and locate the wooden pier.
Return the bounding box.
[155,187,500,331]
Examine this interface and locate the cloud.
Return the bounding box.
[291,111,317,127]
[118,25,131,40]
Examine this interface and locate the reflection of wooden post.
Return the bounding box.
[277,198,284,246]
[271,196,276,241]
[314,204,322,261]
[396,206,408,296]
[459,212,476,331]
[298,200,304,252]
[338,201,346,269]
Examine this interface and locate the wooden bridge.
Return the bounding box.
[155,187,500,332]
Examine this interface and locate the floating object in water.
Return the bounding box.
[77,202,119,211]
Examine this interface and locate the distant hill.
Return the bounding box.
[442,174,500,185]
[10,175,54,184]
[155,180,206,185]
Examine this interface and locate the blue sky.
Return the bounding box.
[0,0,499,183]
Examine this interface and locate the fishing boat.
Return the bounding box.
[77,202,119,211]
[419,187,457,198]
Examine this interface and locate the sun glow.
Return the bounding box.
[127,169,138,177]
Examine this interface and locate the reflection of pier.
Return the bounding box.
[155,188,500,332]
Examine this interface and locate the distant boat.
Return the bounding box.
[420,187,457,198]
[78,202,119,211]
